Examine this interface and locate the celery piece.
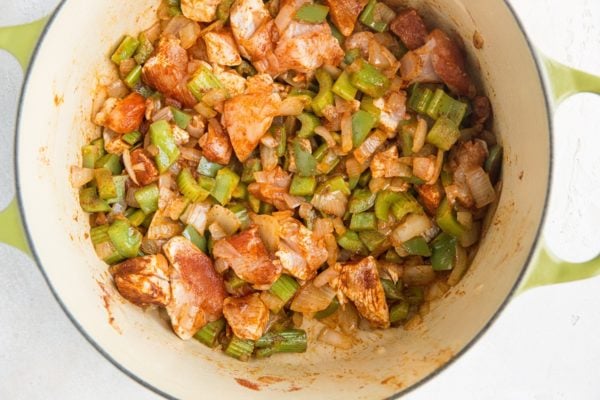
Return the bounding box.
[389,301,410,323]
[107,175,128,205]
[311,68,334,117]
[360,95,381,119]
[289,175,316,197]
[183,225,208,253]
[358,230,387,252]
[134,183,159,214]
[232,182,248,200]
[216,0,235,21]
[297,112,320,138]
[187,65,224,101]
[170,107,192,130]
[431,232,457,271]
[294,4,329,23]
[248,193,261,213]
[124,65,142,88]
[127,209,146,227]
[426,89,468,125]
[82,143,103,169]
[241,158,261,183]
[108,219,142,259]
[194,318,226,347]
[111,36,140,65]
[134,32,154,65]
[150,120,180,173]
[211,167,240,206]
[228,203,251,230]
[352,110,378,147]
[95,154,122,175]
[359,0,391,32]
[79,187,111,213]
[198,175,216,192]
[224,336,255,361]
[426,116,460,151]
[255,329,307,358]
[408,84,434,114]
[94,168,117,200]
[332,71,358,101]
[344,48,361,65]
[122,131,142,146]
[337,230,368,255]
[349,59,390,98]
[269,275,300,303]
[177,168,210,202]
[90,225,110,245]
[197,156,224,177]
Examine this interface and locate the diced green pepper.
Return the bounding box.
[381,278,404,300]
[374,190,402,220]
[241,158,261,183]
[348,188,376,214]
[390,192,422,221]
[111,36,139,65]
[297,112,320,138]
[187,65,224,101]
[358,230,387,252]
[79,187,111,213]
[360,96,381,119]
[124,65,142,88]
[426,116,460,151]
[349,212,377,231]
[134,183,159,214]
[402,236,431,256]
[317,176,351,196]
[332,71,358,101]
[108,219,142,259]
[384,248,403,263]
[289,175,317,196]
[150,120,180,173]
[197,156,224,177]
[352,109,378,147]
[431,232,457,271]
[426,89,468,126]
[294,4,329,23]
[337,230,368,255]
[293,139,318,177]
[95,153,122,175]
[436,197,467,237]
[211,167,240,206]
[216,0,235,21]
[170,107,192,129]
[348,59,390,98]
[389,301,410,323]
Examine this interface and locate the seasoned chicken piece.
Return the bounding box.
[222,74,281,161]
[415,182,443,214]
[390,8,428,50]
[372,91,407,133]
[429,29,475,97]
[325,0,368,37]
[229,0,274,61]
[247,166,293,210]
[103,93,146,134]
[345,32,398,77]
[337,256,389,328]
[223,293,269,340]
[274,20,344,74]
[103,128,131,155]
[109,255,171,307]
[163,236,227,339]
[147,209,183,240]
[471,95,491,128]
[370,146,409,178]
[275,217,328,280]
[181,0,222,22]
[213,226,282,287]
[399,38,439,84]
[142,36,197,108]
[447,139,488,208]
[199,118,232,165]
[204,30,242,66]
[214,69,247,96]
[129,148,159,185]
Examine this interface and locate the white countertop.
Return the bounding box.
[1,0,599,398]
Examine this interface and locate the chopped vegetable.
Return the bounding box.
[194,318,226,347]
[426,116,460,151]
[150,120,180,173]
[255,329,307,357]
[111,36,139,65]
[348,59,391,98]
[294,4,329,23]
[431,232,457,271]
[269,274,300,303]
[352,110,378,148]
[312,69,334,117]
[211,167,240,206]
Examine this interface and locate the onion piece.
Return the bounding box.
[180,202,210,234]
[341,112,353,154]
[179,147,202,163]
[250,214,281,253]
[260,144,278,171]
[290,283,336,314]
[465,167,496,208]
[312,218,334,239]
[314,126,336,148]
[313,267,339,288]
[403,264,436,286]
[122,149,139,186]
[338,303,359,334]
[311,191,348,218]
[427,148,444,185]
[107,80,129,98]
[278,96,309,116]
[260,291,286,313]
[448,245,469,286]
[391,213,433,245]
[208,222,228,240]
[412,117,428,153]
[319,328,352,349]
[459,221,481,248]
[152,106,173,122]
[70,166,94,188]
[207,205,240,235]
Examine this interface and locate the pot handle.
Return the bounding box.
[518,55,600,293]
[0,18,48,257]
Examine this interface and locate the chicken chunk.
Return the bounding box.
[129,148,159,185]
[222,74,281,161]
[337,256,389,328]
[229,0,274,61]
[325,0,368,37]
[273,20,344,74]
[415,182,443,214]
[471,95,491,128]
[223,293,269,340]
[181,0,222,22]
[447,139,488,208]
[275,217,328,280]
[399,38,439,84]
[390,8,428,50]
[372,91,407,133]
[142,36,197,108]
[163,236,226,339]
[199,118,232,165]
[248,166,293,210]
[109,255,171,307]
[104,93,146,134]
[204,30,242,66]
[213,226,282,287]
[103,128,131,155]
[429,29,475,97]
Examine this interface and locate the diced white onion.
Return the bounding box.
[290,283,336,314]
[338,303,359,334]
[180,202,210,234]
[403,264,436,286]
[207,205,240,235]
[311,191,348,218]
[277,96,309,116]
[313,267,339,288]
[314,126,336,148]
[465,167,496,208]
[318,328,352,349]
[391,213,433,245]
[412,117,428,153]
[70,166,94,188]
[122,149,139,186]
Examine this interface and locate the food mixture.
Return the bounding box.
[72,0,502,360]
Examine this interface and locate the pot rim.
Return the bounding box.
[13,1,553,398]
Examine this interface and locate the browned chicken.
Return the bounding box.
[199,118,233,165]
[213,226,282,287]
[275,216,328,280]
[223,293,270,340]
[163,236,227,339]
[129,148,159,186]
[142,36,197,108]
[229,0,274,62]
[247,166,294,210]
[337,256,390,328]
[446,139,489,207]
[471,95,491,128]
[109,254,171,307]
[222,74,281,161]
[415,182,443,214]
[104,92,146,134]
[203,30,243,66]
[325,0,368,37]
[390,8,428,50]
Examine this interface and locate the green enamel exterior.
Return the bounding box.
[0,17,48,257]
[519,55,600,293]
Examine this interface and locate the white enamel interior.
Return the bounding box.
[16,0,550,398]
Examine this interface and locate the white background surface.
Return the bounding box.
[1,0,600,398]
